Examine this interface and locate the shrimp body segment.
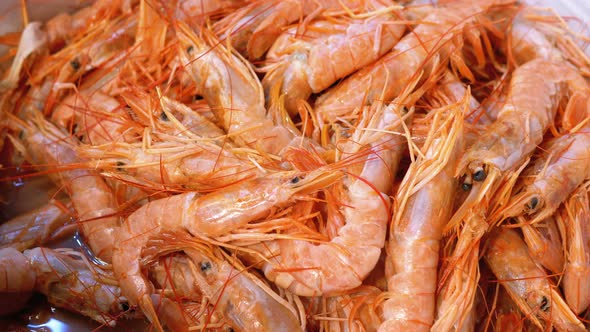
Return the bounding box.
[0,247,36,315]
[485,228,585,332]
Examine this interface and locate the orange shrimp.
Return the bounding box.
[496,124,590,226]
[12,112,120,262]
[0,199,72,251]
[261,98,408,296]
[177,22,310,156]
[175,0,246,23]
[450,58,589,232]
[81,139,262,191]
[519,216,565,275]
[379,97,464,331]
[484,228,585,331]
[560,182,590,314]
[51,90,138,145]
[23,247,140,327]
[212,0,386,60]
[112,168,338,329]
[143,231,303,332]
[261,2,405,115]
[314,0,513,124]
[0,247,36,316]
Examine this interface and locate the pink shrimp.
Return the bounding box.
[142,231,303,331]
[314,0,513,124]
[560,182,590,314]
[485,228,585,331]
[24,247,140,327]
[261,97,408,296]
[177,22,310,156]
[12,112,120,262]
[261,2,405,115]
[213,0,388,60]
[0,247,36,316]
[379,97,465,331]
[0,199,72,251]
[112,167,339,329]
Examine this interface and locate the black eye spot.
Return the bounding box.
[527,196,539,211]
[186,45,194,54]
[19,130,25,139]
[461,182,472,191]
[200,261,211,272]
[70,59,80,71]
[121,302,130,311]
[290,176,300,184]
[473,168,486,182]
[160,112,169,121]
[116,161,126,171]
[540,296,549,312]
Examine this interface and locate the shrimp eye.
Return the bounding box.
[472,168,486,182]
[18,130,25,139]
[186,45,194,54]
[200,261,211,272]
[116,161,126,171]
[121,302,130,311]
[70,59,80,71]
[461,182,472,191]
[540,296,550,312]
[290,176,301,184]
[160,112,169,121]
[527,196,539,211]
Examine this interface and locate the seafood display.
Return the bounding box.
[1,0,590,331]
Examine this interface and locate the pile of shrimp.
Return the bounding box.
[1,0,590,331]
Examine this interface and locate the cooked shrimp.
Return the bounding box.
[177,22,310,156]
[560,182,590,314]
[175,0,246,23]
[0,247,36,316]
[113,167,338,329]
[495,123,590,226]
[12,112,120,262]
[143,231,303,332]
[0,199,72,251]
[51,90,138,145]
[81,140,261,191]
[379,98,464,331]
[261,98,408,296]
[213,0,388,60]
[314,0,513,123]
[23,247,140,326]
[261,3,405,115]
[485,228,585,331]
[450,58,589,232]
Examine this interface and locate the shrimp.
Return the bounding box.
[560,182,590,314]
[495,123,590,225]
[519,216,565,275]
[450,58,589,233]
[175,0,246,23]
[81,139,262,191]
[261,97,408,296]
[314,0,513,124]
[484,228,585,331]
[0,247,36,316]
[0,199,73,251]
[261,2,405,115]
[142,232,303,331]
[177,22,309,156]
[11,111,120,262]
[212,0,387,60]
[380,97,464,331]
[51,90,138,145]
[23,247,140,327]
[112,167,339,329]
